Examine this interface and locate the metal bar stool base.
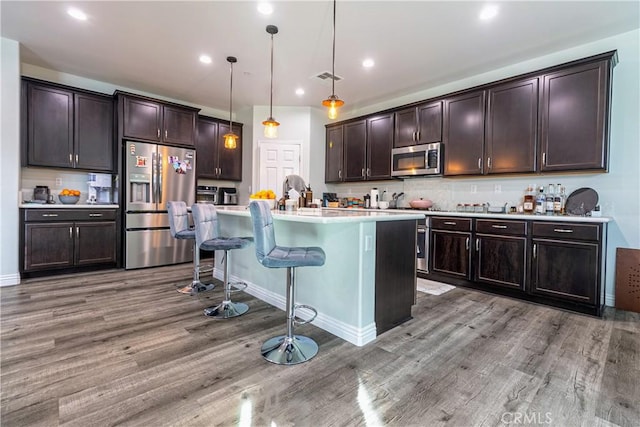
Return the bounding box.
[203,301,249,319]
[177,282,216,295]
[261,335,319,365]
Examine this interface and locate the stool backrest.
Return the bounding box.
[191,203,221,249]
[248,201,276,263]
[167,201,189,237]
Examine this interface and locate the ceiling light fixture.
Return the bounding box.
[262,25,279,139]
[362,58,375,68]
[223,56,239,150]
[322,0,344,120]
[199,54,212,64]
[67,7,87,21]
[257,2,273,15]
[295,88,305,96]
[479,4,499,21]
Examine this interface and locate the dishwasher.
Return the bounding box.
[417,217,429,274]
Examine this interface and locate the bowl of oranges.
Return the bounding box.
[58,189,81,204]
[249,189,276,209]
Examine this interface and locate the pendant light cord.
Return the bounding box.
[269,32,274,118]
[331,0,336,97]
[229,60,234,128]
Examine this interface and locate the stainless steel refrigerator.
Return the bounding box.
[124,141,196,269]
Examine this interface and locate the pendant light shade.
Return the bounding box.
[223,56,239,149]
[263,25,279,138]
[322,0,344,119]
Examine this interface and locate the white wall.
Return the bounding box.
[0,38,21,285]
[327,29,640,306]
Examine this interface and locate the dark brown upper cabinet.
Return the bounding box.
[394,101,442,148]
[539,59,613,172]
[195,116,242,181]
[120,93,198,146]
[443,90,486,176]
[344,120,367,181]
[366,113,394,180]
[485,78,539,174]
[325,125,344,183]
[23,79,114,172]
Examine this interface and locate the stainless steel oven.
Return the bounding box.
[392,142,442,177]
[417,218,429,273]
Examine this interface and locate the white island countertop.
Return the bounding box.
[215,205,425,223]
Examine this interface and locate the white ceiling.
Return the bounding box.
[2,1,639,115]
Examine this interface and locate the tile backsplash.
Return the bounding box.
[21,168,116,203]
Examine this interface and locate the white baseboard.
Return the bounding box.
[0,273,21,287]
[213,268,376,347]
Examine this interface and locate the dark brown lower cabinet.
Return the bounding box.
[531,238,599,304]
[21,209,118,275]
[425,217,606,316]
[475,234,527,290]
[375,220,416,334]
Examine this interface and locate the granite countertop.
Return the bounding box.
[335,207,612,223]
[20,203,119,209]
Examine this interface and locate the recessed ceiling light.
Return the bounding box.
[362,59,375,68]
[199,54,212,64]
[67,7,87,21]
[479,4,499,21]
[295,88,305,96]
[257,2,273,15]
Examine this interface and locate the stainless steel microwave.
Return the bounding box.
[391,142,443,177]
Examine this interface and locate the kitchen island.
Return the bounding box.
[213,206,425,346]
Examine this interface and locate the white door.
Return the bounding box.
[258,141,301,198]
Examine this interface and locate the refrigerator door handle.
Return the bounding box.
[157,153,163,206]
[151,151,158,205]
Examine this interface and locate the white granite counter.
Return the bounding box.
[215,205,425,223]
[19,204,119,209]
[325,207,612,223]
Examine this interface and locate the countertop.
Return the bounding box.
[20,203,119,209]
[215,205,425,224]
[325,207,613,223]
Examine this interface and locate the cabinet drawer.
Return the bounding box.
[476,219,527,236]
[431,217,472,231]
[24,209,117,222]
[532,222,600,241]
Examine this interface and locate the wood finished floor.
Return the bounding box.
[1,264,638,427]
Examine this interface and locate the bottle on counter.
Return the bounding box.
[523,185,535,214]
[535,186,545,215]
[545,184,555,215]
[559,186,567,215]
[364,194,371,208]
[305,184,313,207]
[553,183,563,215]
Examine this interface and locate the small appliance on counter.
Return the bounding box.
[33,185,50,203]
[87,173,113,204]
[196,185,218,204]
[323,192,338,208]
[218,187,238,205]
[370,188,380,208]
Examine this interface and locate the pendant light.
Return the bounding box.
[262,25,279,138]
[223,56,239,149]
[322,0,344,120]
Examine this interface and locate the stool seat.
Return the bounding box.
[259,246,325,269]
[173,229,196,240]
[201,237,252,252]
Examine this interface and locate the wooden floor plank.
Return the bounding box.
[1,265,639,426]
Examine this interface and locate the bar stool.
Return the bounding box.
[248,200,326,365]
[191,203,253,319]
[167,201,215,295]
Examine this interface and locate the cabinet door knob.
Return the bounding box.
[491,225,507,229]
[165,130,168,139]
[338,170,342,179]
[75,154,79,164]
[366,168,371,177]
[69,153,73,164]
[475,238,480,251]
[89,213,103,217]
[478,157,482,170]
[42,213,58,217]
[533,243,537,259]
[542,152,546,166]
[465,237,470,250]
[444,221,456,225]
[553,228,574,233]
[361,168,365,177]
[157,129,160,138]
[487,157,492,169]
[69,227,72,238]
[416,131,421,141]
